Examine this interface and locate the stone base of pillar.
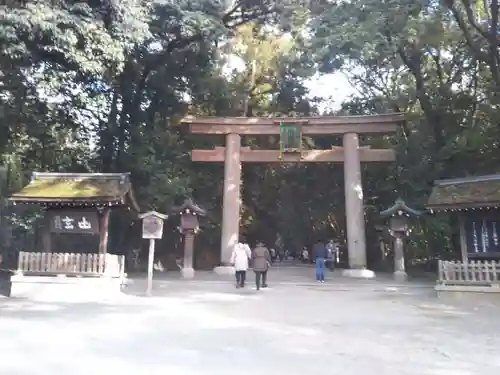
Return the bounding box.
[213,266,235,276]
[181,267,195,279]
[393,271,408,283]
[342,268,376,279]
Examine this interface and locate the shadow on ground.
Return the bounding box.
[1,269,500,375]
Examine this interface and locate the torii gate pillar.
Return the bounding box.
[220,133,242,267]
[343,133,373,278]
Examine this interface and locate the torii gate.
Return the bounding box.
[182,114,405,277]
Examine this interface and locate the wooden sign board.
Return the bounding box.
[49,210,99,235]
[142,216,164,239]
[139,211,168,240]
[280,123,302,152]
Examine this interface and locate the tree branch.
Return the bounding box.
[397,45,445,150]
[447,5,489,62]
[460,0,490,38]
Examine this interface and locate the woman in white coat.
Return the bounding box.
[230,241,251,288]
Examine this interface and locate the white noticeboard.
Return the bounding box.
[142,215,164,239]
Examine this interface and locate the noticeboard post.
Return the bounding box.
[138,211,168,296]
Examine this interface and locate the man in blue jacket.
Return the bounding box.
[313,240,327,282]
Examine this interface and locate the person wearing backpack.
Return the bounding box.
[252,241,271,290]
[313,239,327,283]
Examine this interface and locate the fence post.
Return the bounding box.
[485,261,492,283]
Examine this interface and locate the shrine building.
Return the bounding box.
[427,174,500,262]
[9,172,140,255]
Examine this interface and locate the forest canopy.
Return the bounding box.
[1,0,499,270]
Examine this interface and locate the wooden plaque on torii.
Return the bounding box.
[182,113,405,273]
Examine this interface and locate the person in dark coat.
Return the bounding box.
[252,241,271,290]
[313,240,327,282]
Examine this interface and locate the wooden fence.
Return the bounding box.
[437,260,500,287]
[16,251,125,278]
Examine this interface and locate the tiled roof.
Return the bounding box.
[427,174,500,210]
[9,173,139,209]
[171,199,207,216]
[379,198,423,217]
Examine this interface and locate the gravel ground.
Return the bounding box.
[1,267,499,375]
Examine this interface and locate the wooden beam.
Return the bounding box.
[183,114,405,135]
[189,123,397,135]
[191,147,395,163]
[99,208,110,254]
[458,214,469,262]
[42,211,52,253]
[183,113,405,125]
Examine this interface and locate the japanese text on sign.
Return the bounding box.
[49,210,99,234]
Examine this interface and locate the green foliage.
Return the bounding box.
[1,0,498,268]
[308,0,500,263]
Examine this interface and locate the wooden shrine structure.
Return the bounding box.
[0,172,139,297]
[427,174,500,292]
[427,174,500,261]
[183,114,405,275]
[9,172,140,256]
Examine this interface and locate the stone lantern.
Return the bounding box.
[379,198,422,282]
[171,199,207,279]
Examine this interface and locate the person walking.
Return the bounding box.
[279,248,285,262]
[301,246,309,264]
[313,239,327,282]
[269,247,276,263]
[326,240,335,271]
[230,241,251,288]
[252,241,271,290]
